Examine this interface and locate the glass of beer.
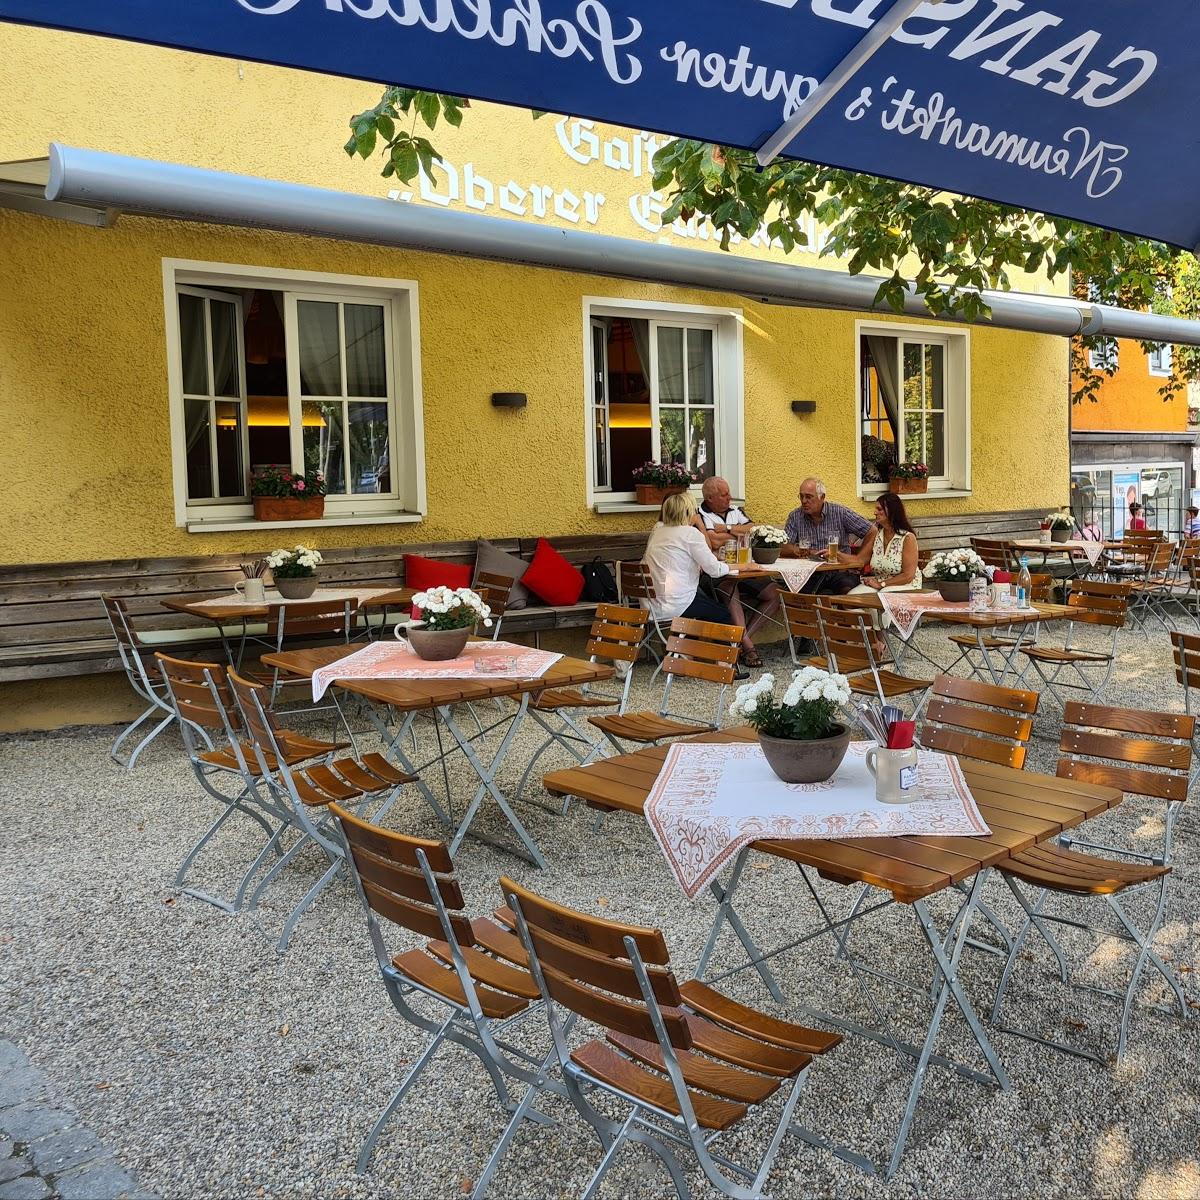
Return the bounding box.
[826,537,839,563]
[736,535,751,566]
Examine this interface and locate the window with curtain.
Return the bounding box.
[589,311,724,494]
[173,280,400,514]
[859,327,968,491]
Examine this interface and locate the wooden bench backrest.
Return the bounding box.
[910,509,1046,554]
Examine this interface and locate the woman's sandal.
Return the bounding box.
[742,649,764,669]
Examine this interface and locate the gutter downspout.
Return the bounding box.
[44,143,1200,347]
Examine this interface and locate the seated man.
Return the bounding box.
[692,476,781,668]
[784,476,875,595]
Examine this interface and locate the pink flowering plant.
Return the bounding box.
[251,465,327,498]
[889,462,929,480]
[630,461,702,488]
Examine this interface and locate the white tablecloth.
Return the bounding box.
[311,639,562,701]
[645,740,989,899]
[770,559,822,592]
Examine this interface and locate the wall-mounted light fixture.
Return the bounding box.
[791,400,817,414]
[491,392,528,409]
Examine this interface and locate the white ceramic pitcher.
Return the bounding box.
[234,578,266,603]
[865,745,919,804]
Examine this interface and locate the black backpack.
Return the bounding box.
[580,557,618,603]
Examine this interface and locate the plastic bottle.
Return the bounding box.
[1016,556,1032,609]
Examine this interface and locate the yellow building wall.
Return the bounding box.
[1072,340,1186,433]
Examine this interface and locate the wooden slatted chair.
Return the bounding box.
[617,560,668,661]
[499,877,843,1199]
[156,652,344,913]
[969,537,1015,572]
[945,572,1054,682]
[102,595,201,768]
[515,604,648,808]
[991,702,1194,1062]
[227,670,419,952]
[587,616,742,752]
[780,590,868,671]
[1105,529,1163,582]
[331,808,550,1183]
[919,675,1039,770]
[1173,544,1200,628]
[259,598,354,698]
[1017,580,1130,711]
[1125,540,1180,634]
[815,602,933,716]
[474,570,514,641]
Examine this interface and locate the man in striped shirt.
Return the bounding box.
[784,476,875,595]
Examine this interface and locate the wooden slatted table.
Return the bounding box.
[264,643,613,869]
[543,726,1122,1177]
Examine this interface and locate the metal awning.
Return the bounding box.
[2,1,1198,248]
[6,143,1200,347]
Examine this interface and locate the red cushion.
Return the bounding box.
[520,538,585,607]
[404,554,473,619]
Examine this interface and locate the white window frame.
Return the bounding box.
[855,320,972,500]
[1088,341,1119,371]
[1148,343,1172,377]
[163,259,426,531]
[583,297,745,509]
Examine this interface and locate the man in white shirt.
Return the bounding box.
[692,476,781,668]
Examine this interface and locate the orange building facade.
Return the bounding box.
[1070,337,1196,539]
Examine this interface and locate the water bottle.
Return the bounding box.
[1016,556,1032,609]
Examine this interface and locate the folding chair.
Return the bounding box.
[331,807,554,1187]
[259,599,354,701]
[945,572,1054,682]
[969,537,1015,572]
[587,616,742,753]
[474,571,514,641]
[780,590,854,670]
[515,603,648,807]
[1172,543,1200,628]
[156,652,343,913]
[1017,580,1130,711]
[816,602,932,717]
[227,669,419,952]
[1125,541,1180,634]
[617,561,668,662]
[102,595,206,768]
[1105,530,1163,583]
[990,702,1194,1062]
[500,876,843,1199]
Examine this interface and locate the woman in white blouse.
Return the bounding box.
[641,492,753,673]
[844,491,922,657]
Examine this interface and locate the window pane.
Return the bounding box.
[214,401,245,497]
[592,324,606,406]
[593,407,608,489]
[303,400,345,494]
[689,409,715,480]
[344,304,387,397]
[178,293,208,395]
[348,401,391,493]
[902,343,922,410]
[905,411,945,475]
[184,398,213,499]
[659,407,685,465]
[924,344,944,410]
[210,299,240,397]
[298,301,342,396]
[686,329,714,405]
[657,327,684,404]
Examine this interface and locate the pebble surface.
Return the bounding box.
[1,623,1198,1198]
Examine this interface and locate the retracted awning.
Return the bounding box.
[1,1,1197,249]
[9,143,1200,348]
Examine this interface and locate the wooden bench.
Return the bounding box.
[0,533,651,683]
[907,508,1048,554]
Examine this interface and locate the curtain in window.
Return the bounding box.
[297,301,343,396]
[629,319,652,384]
[866,335,900,433]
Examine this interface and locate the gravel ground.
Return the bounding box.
[2,622,1199,1200]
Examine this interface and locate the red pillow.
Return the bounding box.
[404,554,473,619]
[520,538,585,606]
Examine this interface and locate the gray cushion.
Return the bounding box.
[473,539,532,610]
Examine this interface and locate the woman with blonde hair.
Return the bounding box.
[641,492,752,675]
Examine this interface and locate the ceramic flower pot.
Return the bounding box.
[758,725,851,785]
[936,580,970,602]
[273,574,318,599]
[1050,527,1071,542]
[635,484,687,506]
[407,624,471,661]
[752,546,781,565]
[253,496,325,521]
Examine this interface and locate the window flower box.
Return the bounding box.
[889,462,929,495]
[253,496,326,521]
[631,461,701,506]
[251,466,327,521]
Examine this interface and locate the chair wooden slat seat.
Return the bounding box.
[847,670,930,699]
[605,1031,782,1105]
[1019,645,1113,664]
[532,686,617,711]
[391,948,529,1019]
[1001,844,1170,895]
[588,711,713,742]
[678,980,842,1054]
[426,940,543,1000]
[570,1040,748,1131]
[468,915,530,968]
[333,753,417,790]
[680,1015,812,1078]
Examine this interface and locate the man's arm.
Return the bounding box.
[843,508,873,546]
[693,514,730,553]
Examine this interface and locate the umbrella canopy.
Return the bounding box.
[1,0,1197,247]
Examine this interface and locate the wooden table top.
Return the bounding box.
[543,727,1122,903]
[824,590,1073,628]
[262,641,614,711]
[163,586,413,622]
